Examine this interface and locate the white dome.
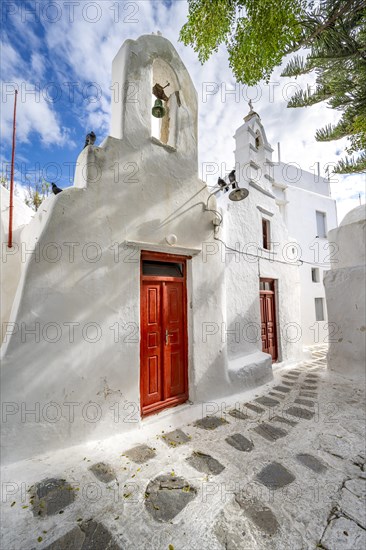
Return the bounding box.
[340,204,366,227]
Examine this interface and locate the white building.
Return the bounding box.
[273,161,338,346]
[1,34,335,464]
[221,107,338,350]
[216,106,302,374]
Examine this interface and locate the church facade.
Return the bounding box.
[1,34,323,464]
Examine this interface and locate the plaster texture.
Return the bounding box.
[1,35,294,465]
[273,162,338,346]
[218,112,303,379]
[324,205,366,379]
[1,35,231,463]
[1,186,34,338]
[1,347,365,550]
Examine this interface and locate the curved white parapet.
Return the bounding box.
[324,205,366,379]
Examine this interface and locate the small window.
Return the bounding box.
[255,131,261,149]
[316,211,327,238]
[311,268,320,282]
[262,219,270,250]
[260,280,274,291]
[315,298,325,321]
[142,260,183,277]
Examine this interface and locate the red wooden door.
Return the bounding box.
[140,253,188,416]
[163,282,186,399]
[260,279,278,362]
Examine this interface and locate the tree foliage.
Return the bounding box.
[180,0,306,85]
[281,1,366,173]
[24,179,50,211]
[180,0,366,174]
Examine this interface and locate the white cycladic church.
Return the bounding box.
[1,34,336,464]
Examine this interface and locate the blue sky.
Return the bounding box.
[1,0,365,222]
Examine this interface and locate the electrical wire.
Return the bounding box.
[213,236,332,268]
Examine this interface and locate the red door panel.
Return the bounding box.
[140,254,188,416]
[259,280,278,362]
[163,282,185,399]
[141,283,163,407]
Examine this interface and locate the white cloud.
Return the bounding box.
[1,78,74,147]
[0,35,75,147]
[1,0,364,221]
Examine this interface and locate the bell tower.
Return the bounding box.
[110,34,198,167]
[234,102,275,193]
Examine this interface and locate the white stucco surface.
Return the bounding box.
[324,204,366,379]
[1,35,328,466]
[2,35,286,465]
[219,113,303,372]
[285,185,338,345]
[1,187,34,340]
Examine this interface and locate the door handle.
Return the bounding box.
[165,329,169,345]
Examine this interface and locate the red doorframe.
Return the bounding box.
[259,278,278,362]
[140,251,189,417]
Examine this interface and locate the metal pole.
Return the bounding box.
[8,89,18,249]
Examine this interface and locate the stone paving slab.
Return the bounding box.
[273,385,291,393]
[89,462,116,484]
[254,396,280,407]
[80,520,121,550]
[321,516,366,550]
[285,406,315,420]
[268,391,285,399]
[253,423,287,442]
[42,526,86,549]
[270,415,297,427]
[124,444,156,464]
[40,520,121,550]
[30,478,75,518]
[193,416,229,430]
[144,474,197,522]
[186,451,225,475]
[301,385,318,391]
[244,403,265,414]
[295,453,327,473]
[228,408,249,420]
[294,398,315,407]
[225,434,254,452]
[161,429,190,447]
[344,478,366,499]
[256,462,295,489]
[234,493,279,535]
[339,486,366,528]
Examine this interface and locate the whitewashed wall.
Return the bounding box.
[324,204,366,379]
[218,112,303,383]
[285,184,338,346]
[1,187,34,341]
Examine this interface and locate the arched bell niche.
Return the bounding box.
[151,58,181,149]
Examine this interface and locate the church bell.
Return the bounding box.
[152,98,166,118]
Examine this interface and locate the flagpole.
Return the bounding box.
[8,89,18,249]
